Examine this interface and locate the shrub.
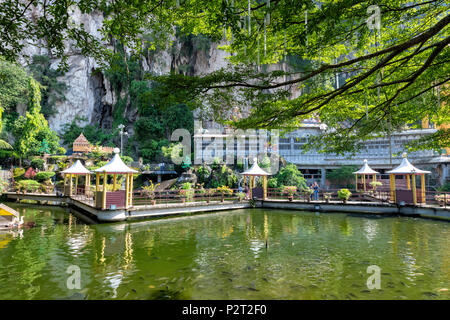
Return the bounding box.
[0,177,8,194]
[369,181,382,190]
[36,171,55,182]
[121,155,133,165]
[15,180,41,193]
[57,147,66,155]
[283,186,297,196]
[237,192,246,201]
[13,167,25,178]
[338,188,352,201]
[142,180,159,199]
[267,177,278,188]
[217,185,233,195]
[275,164,307,190]
[31,158,45,170]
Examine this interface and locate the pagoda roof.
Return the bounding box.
[242,158,271,176]
[386,153,431,175]
[62,160,91,175]
[94,149,138,174]
[353,159,379,175]
[74,133,90,144]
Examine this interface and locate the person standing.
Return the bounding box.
[313,182,319,201]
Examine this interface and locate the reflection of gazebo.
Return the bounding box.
[242,158,271,200]
[386,153,430,205]
[353,159,379,192]
[94,148,138,210]
[61,160,91,196]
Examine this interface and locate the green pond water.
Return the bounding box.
[0,203,449,300]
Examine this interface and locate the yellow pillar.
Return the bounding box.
[63,174,67,195]
[373,174,376,182]
[129,173,134,207]
[125,174,129,207]
[69,174,73,196]
[113,174,117,191]
[421,174,425,204]
[390,174,396,203]
[363,174,366,192]
[412,174,417,205]
[96,173,100,192]
[75,175,78,194]
[85,174,90,196]
[102,172,107,210]
[263,176,267,200]
[355,174,358,192]
[249,175,253,199]
[406,175,411,190]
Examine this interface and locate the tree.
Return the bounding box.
[275,164,307,189]
[12,78,60,158]
[327,166,358,188]
[1,1,448,154]
[28,55,67,118]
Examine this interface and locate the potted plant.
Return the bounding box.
[369,181,382,193]
[217,185,233,202]
[142,181,160,205]
[324,192,332,203]
[237,192,246,202]
[206,188,216,203]
[302,187,314,202]
[283,186,297,201]
[435,194,445,207]
[179,182,194,203]
[338,188,352,204]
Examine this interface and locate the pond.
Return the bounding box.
[0,203,449,300]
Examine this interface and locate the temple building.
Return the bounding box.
[73,133,115,154]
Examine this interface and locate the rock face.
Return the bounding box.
[19,7,232,134]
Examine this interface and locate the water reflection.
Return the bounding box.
[0,204,449,300]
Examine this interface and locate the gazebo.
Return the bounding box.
[94,148,138,210]
[386,153,430,205]
[353,159,379,192]
[61,160,91,196]
[242,157,271,200]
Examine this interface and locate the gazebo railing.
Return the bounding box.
[133,188,241,206]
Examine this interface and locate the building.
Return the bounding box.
[72,133,115,154]
[194,119,449,189]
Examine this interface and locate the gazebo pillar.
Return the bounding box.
[362,174,366,191]
[75,175,79,194]
[63,174,67,195]
[406,175,411,190]
[421,174,426,204]
[69,174,73,196]
[389,174,396,202]
[113,174,117,191]
[85,173,90,196]
[96,173,100,192]
[102,171,107,210]
[263,176,267,200]
[355,174,358,191]
[412,174,417,205]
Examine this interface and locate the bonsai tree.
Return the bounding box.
[179,182,194,202]
[369,181,382,192]
[205,188,216,203]
[217,185,233,202]
[338,188,352,203]
[283,186,297,201]
[301,187,314,202]
[142,180,160,205]
[237,192,246,202]
[324,192,332,203]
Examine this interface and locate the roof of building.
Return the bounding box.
[386,153,431,174]
[94,148,138,174]
[242,157,271,176]
[74,133,90,144]
[353,159,379,174]
[62,160,91,175]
